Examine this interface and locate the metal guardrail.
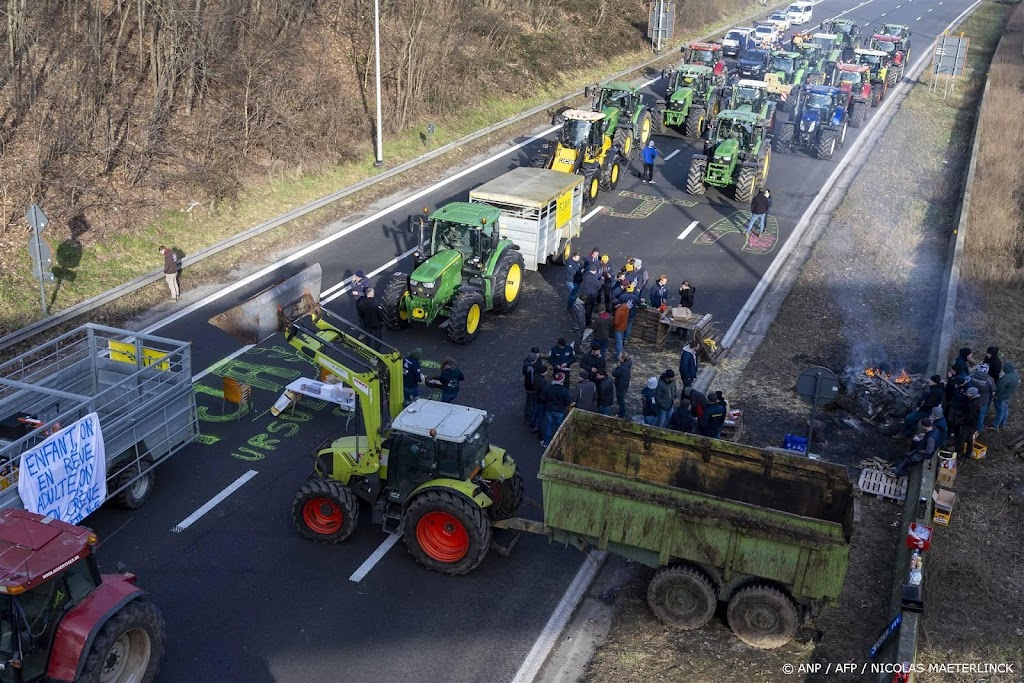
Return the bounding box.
[0,7,782,353]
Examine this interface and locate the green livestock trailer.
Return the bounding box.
[509,409,853,649]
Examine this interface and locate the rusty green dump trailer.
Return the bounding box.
[537,409,853,649]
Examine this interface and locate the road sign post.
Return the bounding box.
[25,203,53,315]
[796,366,840,457]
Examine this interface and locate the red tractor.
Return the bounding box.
[832,63,873,127]
[0,509,165,682]
[681,42,727,84]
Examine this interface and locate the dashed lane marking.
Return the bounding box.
[171,470,258,533]
[678,221,700,240]
[349,534,402,582]
[664,150,680,161]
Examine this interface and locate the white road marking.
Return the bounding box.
[664,150,680,161]
[831,0,878,20]
[140,124,563,335]
[678,221,699,240]
[928,8,933,11]
[511,551,608,683]
[348,534,402,582]
[192,344,254,383]
[171,470,258,533]
[917,16,922,20]
[881,12,887,16]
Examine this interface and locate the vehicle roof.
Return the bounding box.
[430,202,502,226]
[855,48,888,56]
[832,18,855,23]
[392,400,487,442]
[872,33,900,41]
[836,62,869,72]
[716,109,762,124]
[771,50,800,58]
[788,1,813,7]
[602,81,640,92]
[735,79,769,89]
[0,510,93,594]
[727,27,755,33]
[471,168,583,209]
[807,84,841,95]
[676,63,713,75]
[754,23,777,30]
[561,109,605,122]
[769,11,788,17]
[687,41,720,50]
[813,32,838,39]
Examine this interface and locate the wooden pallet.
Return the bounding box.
[720,415,743,442]
[857,468,908,503]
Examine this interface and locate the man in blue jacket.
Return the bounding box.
[641,141,658,183]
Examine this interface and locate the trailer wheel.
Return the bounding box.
[554,238,571,266]
[293,478,359,543]
[112,465,155,510]
[647,565,717,629]
[78,599,165,683]
[486,472,524,521]
[726,585,800,649]
[404,489,492,575]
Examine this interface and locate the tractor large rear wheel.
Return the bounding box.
[487,471,524,520]
[686,157,707,195]
[600,158,621,191]
[684,107,706,139]
[78,599,165,683]
[727,585,800,649]
[773,122,794,153]
[849,101,867,128]
[647,565,718,629]
[815,129,838,160]
[492,250,525,314]
[379,272,411,330]
[612,128,633,161]
[404,489,492,574]
[735,166,757,203]
[635,109,653,146]
[293,478,360,543]
[650,109,665,136]
[446,290,485,344]
[870,84,881,107]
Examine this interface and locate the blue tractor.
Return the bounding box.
[772,84,850,160]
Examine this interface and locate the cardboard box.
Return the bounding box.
[937,454,958,488]
[970,442,987,460]
[671,306,693,321]
[932,488,957,526]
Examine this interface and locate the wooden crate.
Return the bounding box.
[857,468,908,503]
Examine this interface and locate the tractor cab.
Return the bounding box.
[881,23,911,40]
[770,51,806,82]
[827,19,858,39]
[854,48,887,72]
[387,401,494,500]
[411,203,503,271]
[682,42,726,78]
[666,64,715,98]
[557,110,606,152]
[593,83,642,120]
[801,87,842,112]
[811,32,839,53]
[728,79,773,121]
[833,63,872,100]
[869,33,909,64]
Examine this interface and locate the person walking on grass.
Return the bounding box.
[613,352,632,418]
[744,188,771,236]
[159,246,180,301]
[993,361,1019,430]
[641,141,658,183]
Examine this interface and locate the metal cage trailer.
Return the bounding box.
[0,323,198,513]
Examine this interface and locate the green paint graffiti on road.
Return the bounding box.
[604,191,698,219]
[694,212,779,254]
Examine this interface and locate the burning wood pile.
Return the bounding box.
[841,367,925,430]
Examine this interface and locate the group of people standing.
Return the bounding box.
[890,346,1019,478]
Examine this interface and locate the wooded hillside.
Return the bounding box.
[0,0,737,280]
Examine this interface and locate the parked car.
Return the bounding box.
[786,2,814,25]
[767,11,791,32]
[723,27,756,57]
[754,23,781,49]
[735,49,772,79]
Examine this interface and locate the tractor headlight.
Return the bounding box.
[720,156,732,162]
[423,281,434,289]
[800,120,816,132]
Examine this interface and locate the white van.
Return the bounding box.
[786,2,813,25]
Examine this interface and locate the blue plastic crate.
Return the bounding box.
[783,434,808,453]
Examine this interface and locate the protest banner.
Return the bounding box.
[17,413,107,524]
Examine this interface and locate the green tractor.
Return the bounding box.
[379,203,525,344]
[767,50,808,112]
[587,81,653,156]
[653,64,722,138]
[724,79,778,128]
[285,308,523,576]
[820,18,861,60]
[686,109,772,202]
[809,32,843,75]
[795,42,829,83]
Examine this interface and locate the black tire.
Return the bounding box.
[583,170,600,204]
[492,249,525,314]
[686,157,707,195]
[112,464,155,509]
[870,84,881,107]
[849,101,866,128]
[634,109,653,146]
[487,471,524,520]
[612,128,633,161]
[599,157,621,191]
[446,290,485,344]
[683,106,706,138]
[650,109,665,136]
[293,478,360,543]
[647,565,718,629]
[554,237,571,265]
[734,166,757,203]
[773,122,794,153]
[380,272,411,330]
[78,599,166,683]
[886,69,897,89]
[727,584,800,649]
[815,129,838,160]
[403,489,492,575]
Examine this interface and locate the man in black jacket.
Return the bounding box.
[612,353,633,418]
[699,394,727,438]
[581,343,607,378]
[356,288,383,349]
[541,372,572,447]
[594,368,615,416]
[892,419,938,478]
[744,188,771,236]
[953,387,981,459]
[670,398,697,433]
[897,374,945,438]
[523,348,546,424]
[571,371,598,412]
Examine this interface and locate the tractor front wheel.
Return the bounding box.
[727,585,800,649]
[584,171,601,203]
[684,107,706,139]
[446,290,485,344]
[686,157,707,196]
[613,128,633,161]
[78,599,165,683]
[735,166,757,203]
[487,471,525,520]
[600,158,621,191]
[773,122,794,154]
[404,489,492,575]
[293,478,360,543]
[635,109,653,146]
[815,130,838,160]
[647,565,718,629]
[650,109,665,136]
[849,102,867,128]
[492,250,525,314]
[870,84,881,107]
[379,272,411,330]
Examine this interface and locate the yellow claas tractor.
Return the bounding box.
[280,305,522,575]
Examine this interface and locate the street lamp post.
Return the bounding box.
[373,0,384,168]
